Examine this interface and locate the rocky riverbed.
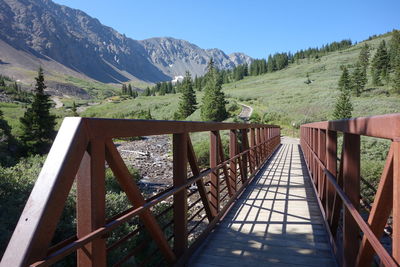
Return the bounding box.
[115,135,173,194]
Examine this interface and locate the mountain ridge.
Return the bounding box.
[0,0,252,86]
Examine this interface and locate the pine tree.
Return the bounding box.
[333,67,353,119]
[359,43,370,71]
[338,66,351,91]
[390,30,400,93]
[144,87,151,96]
[371,40,390,85]
[20,67,56,155]
[176,71,197,119]
[393,65,400,94]
[121,84,127,95]
[0,77,5,87]
[267,55,276,73]
[201,59,228,121]
[332,90,353,120]
[128,84,133,96]
[389,30,400,68]
[72,101,79,116]
[351,63,367,97]
[0,108,15,166]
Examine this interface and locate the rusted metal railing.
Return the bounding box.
[0,118,280,266]
[300,113,400,267]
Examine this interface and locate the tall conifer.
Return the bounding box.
[333,67,353,119]
[176,71,197,119]
[20,67,56,154]
[201,59,228,121]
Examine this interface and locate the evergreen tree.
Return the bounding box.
[371,40,390,85]
[201,59,228,121]
[13,82,19,93]
[128,84,133,96]
[72,101,79,116]
[389,30,400,68]
[144,87,151,96]
[338,66,351,91]
[390,30,400,92]
[351,63,367,97]
[393,66,400,94]
[359,43,370,71]
[267,55,276,73]
[0,108,15,166]
[176,71,197,119]
[333,66,353,120]
[332,90,353,120]
[0,77,5,87]
[20,67,56,155]
[333,67,353,120]
[121,84,127,95]
[243,63,249,76]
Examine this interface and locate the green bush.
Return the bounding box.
[0,155,45,256]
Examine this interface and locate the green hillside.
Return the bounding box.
[80,31,400,137]
[1,31,399,138]
[223,32,398,133]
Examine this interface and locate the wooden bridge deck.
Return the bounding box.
[190,137,337,267]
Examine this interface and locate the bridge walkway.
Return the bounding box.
[190,137,337,266]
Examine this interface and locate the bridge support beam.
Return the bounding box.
[342,133,360,267]
[210,131,220,214]
[77,142,106,267]
[173,133,188,257]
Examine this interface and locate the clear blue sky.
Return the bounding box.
[53,0,400,59]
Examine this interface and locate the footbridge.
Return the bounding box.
[1,114,400,266]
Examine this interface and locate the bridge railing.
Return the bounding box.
[300,113,400,267]
[0,118,280,266]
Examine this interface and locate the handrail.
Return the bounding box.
[300,113,400,267]
[0,117,281,266]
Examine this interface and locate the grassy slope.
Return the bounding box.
[82,32,400,134]
[223,33,399,136]
[2,32,399,137]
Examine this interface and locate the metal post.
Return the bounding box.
[343,133,360,267]
[210,131,220,214]
[77,141,106,267]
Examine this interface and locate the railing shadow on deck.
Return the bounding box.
[190,140,335,266]
[300,113,400,267]
[0,118,280,266]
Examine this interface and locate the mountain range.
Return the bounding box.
[0,0,252,85]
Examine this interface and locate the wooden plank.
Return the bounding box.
[173,133,188,257]
[190,137,335,267]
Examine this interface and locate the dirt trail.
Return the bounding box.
[51,96,63,109]
[238,103,253,121]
